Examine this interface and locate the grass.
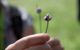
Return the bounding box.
[7,0,80,50]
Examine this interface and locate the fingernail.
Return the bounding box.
[45,44,51,50]
[45,34,50,41]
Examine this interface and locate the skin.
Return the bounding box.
[22,25,35,37]
[5,34,64,50]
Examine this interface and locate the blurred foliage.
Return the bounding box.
[7,0,80,50]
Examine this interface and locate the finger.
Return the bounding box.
[46,38,60,47]
[25,44,51,50]
[5,34,50,50]
[51,45,64,50]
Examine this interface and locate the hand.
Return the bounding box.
[46,38,64,50]
[5,34,64,50]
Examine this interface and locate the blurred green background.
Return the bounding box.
[7,0,80,50]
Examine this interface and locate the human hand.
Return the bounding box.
[46,38,64,50]
[5,34,64,50]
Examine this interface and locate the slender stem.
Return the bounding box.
[45,21,49,33]
[39,13,42,33]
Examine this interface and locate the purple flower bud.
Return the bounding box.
[44,14,52,21]
[36,7,42,13]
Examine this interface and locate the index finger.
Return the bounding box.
[6,33,50,50]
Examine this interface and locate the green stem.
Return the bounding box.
[39,13,42,33]
[45,21,49,33]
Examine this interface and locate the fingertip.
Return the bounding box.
[44,34,50,41]
[40,33,50,41]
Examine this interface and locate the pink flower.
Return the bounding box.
[36,7,42,13]
[44,14,52,21]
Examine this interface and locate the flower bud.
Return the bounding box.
[44,14,52,21]
[36,7,41,13]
